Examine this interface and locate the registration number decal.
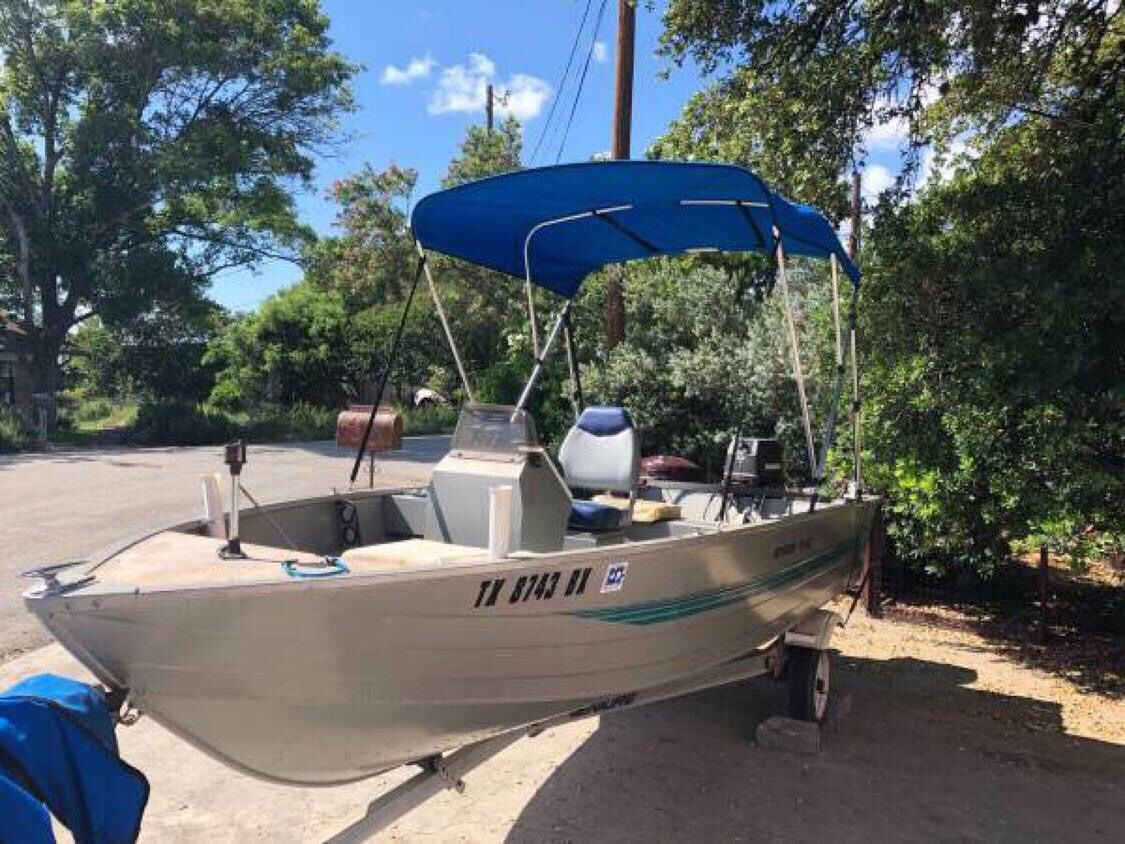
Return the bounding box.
[473,566,592,608]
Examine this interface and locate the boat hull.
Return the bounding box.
[26,499,875,785]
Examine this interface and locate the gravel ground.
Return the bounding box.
[834,603,1125,746]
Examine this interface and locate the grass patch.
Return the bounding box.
[72,398,138,431]
[43,395,454,448]
[402,403,457,435]
[0,405,33,453]
[131,400,336,446]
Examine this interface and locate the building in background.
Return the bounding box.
[0,311,33,423]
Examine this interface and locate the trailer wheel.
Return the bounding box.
[787,648,830,723]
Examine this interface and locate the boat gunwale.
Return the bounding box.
[23,495,872,603]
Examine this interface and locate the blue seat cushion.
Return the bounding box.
[576,406,634,436]
[569,499,624,532]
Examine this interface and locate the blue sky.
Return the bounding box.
[209,0,904,312]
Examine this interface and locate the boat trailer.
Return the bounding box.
[325,608,840,843]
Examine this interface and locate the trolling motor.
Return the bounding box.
[220,440,247,559]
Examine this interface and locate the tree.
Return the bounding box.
[302,117,533,407]
[442,116,523,188]
[69,301,224,404]
[576,255,837,478]
[304,163,418,310]
[861,102,1125,572]
[656,0,1124,570]
[658,1,1120,177]
[0,0,355,400]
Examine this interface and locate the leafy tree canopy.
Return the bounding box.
[861,97,1124,571]
[304,163,418,309]
[442,116,523,188]
[213,116,537,412]
[658,0,1120,158]
[649,0,1124,572]
[0,0,356,392]
[69,300,225,404]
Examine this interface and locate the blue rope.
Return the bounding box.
[282,558,350,579]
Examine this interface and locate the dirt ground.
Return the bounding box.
[3,603,1121,843]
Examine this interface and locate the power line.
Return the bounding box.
[556,0,609,163]
[528,0,594,165]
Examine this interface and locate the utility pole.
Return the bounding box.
[611,0,635,160]
[606,0,635,348]
[486,83,494,134]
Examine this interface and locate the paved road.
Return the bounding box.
[0,437,449,661]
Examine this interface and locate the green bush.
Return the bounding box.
[860,110,1125,577]
[132,400,238,446]
[0,406,32,453]
[132,400,339,446]
[73,397,116,424]
[402,403,457,436]
[243,403,336,442]
[577,259,828,479]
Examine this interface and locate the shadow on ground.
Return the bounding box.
[507,655,1125,843]
[882,559,1124,700]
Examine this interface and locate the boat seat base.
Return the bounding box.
[341,538,486,570]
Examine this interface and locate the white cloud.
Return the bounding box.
[501,74,553,121]
[593,40,608,63]
[863,93,908,151]
[428,53,495,113]
[862,163,896,199]
[864,116,908,151]
[427,52,552,121]
[380,55,436,86]
[862,84,945,152]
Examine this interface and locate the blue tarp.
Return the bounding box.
[410,160,859,298]
[0,674,149,844]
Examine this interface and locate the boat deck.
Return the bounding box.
[91,531,490,590]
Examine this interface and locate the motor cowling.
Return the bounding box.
[726,437,785,487]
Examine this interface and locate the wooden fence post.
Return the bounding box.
[1038,543,1050,644]
[863,506,883,617]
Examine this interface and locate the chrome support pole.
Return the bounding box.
[849,285,863,493]
[774,234,817,479]
[815,255,847,484]
[229,472,240,546]
[525,277,540,361]
[416,241,475,404]
[513,301,571,415]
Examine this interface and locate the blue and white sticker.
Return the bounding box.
[601,561,629,593]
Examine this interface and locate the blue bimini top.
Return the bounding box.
[410,160,859,298]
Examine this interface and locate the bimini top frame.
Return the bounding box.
[352,161,863,495]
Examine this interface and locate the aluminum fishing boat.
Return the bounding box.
[24,161,876,790]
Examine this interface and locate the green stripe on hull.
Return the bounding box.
[568,540,856,626]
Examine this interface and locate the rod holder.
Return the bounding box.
[222,440,247,559]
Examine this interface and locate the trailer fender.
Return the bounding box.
[783,609,841,652]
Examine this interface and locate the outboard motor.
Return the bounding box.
[726,437,784,488]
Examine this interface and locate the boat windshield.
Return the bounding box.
[450,404,538,456]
